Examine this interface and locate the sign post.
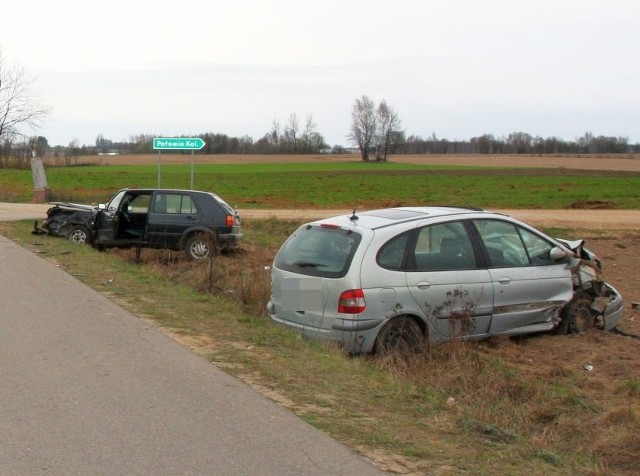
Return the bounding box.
[152,137,206,188]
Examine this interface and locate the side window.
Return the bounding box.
[518,227,557,266]
[127,194,151,213]
[154,194,198,214]
[377,232,410,270]
[474,220,555,267]
[178,195,197,214]
[413,221,477,271]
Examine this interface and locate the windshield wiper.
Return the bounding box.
[292,261,327,268]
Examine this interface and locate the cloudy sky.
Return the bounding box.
[2,0,639,147]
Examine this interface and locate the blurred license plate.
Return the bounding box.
[281,277,322,311]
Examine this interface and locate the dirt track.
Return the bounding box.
[79,153,640,172]
[239,208,640,230]
[2,203,639,230]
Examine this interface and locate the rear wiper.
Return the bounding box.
[292,261,327,268]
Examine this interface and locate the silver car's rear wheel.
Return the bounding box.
[374,316,424,355]
[67,225,90,245]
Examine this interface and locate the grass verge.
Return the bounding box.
[2,219,639,475]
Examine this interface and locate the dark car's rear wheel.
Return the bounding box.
[374,316,424,355]
[67,225,90,245]
[185,234,215,260]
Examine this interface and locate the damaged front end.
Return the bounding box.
[558,239,624,332]
[34,202,96,238]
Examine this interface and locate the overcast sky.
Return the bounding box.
[3,0,639,147]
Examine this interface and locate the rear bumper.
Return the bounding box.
[267,300,382,354]
[218,232,243,247]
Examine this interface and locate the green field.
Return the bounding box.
[2,162,639,209]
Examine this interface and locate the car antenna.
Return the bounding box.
[350,208,359,221]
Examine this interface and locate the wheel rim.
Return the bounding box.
[69,230,87,244]
[569,296,594,334]
[571,304,594,333]
[189,240,210,259]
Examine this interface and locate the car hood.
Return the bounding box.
[48,201,96,212]
[556,238,601,269]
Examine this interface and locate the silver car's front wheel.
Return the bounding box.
[67,226,90,245]
[558,293,595,335]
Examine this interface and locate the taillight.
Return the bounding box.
[338,289,366,314]
[226,215,234,227]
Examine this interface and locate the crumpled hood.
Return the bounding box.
[555,237,602,270]
[48,202,96,212]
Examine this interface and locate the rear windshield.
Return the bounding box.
[274,225,362,278]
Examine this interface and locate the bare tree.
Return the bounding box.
[283,113,299,152]
[0,51,50,147]
[348,95,377,161]
[66,137,81,166]
[375,100,402,162]
[300,115,327,153]
[268,119,281,147]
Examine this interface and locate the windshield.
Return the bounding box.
[274,225,362,278]
[106,190,127,211]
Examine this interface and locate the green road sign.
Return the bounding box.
[153,137,206,150]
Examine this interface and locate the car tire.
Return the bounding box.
[558,293,595,335]
[185,233,215,260]
[67,225,90,245]
[374,316,424,355]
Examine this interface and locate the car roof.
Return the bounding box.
[121,188,207,194]
[313,206,500,231]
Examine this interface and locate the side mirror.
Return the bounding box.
[98,203,106,210]
[550,246,569,261]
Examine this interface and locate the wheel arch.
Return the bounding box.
[372,312,428,354]
[179,227,216,249]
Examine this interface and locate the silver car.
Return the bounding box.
[266,207,624,354]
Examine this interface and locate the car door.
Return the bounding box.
[146,192,201,248]
[405,220,494,339]
[471,219,573,334]
[95,189,127,244]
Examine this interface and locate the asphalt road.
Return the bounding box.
[0,233,385,475]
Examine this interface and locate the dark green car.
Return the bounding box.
[41,188,243,259]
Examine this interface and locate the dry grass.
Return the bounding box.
[111,219,298,317]
[122,248,272,317]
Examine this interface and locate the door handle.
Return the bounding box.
[417,281,432,289]
[498,277,512,284]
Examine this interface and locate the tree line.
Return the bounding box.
[89,113,330,156]
[403,131,635,155]
[3,128,637,167]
